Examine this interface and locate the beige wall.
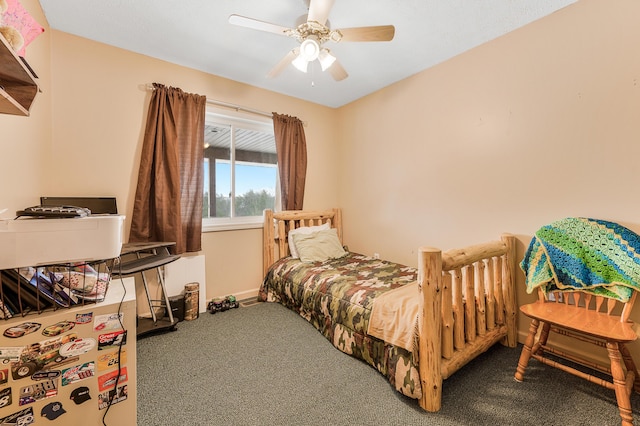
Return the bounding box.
[3,0,640,360]
[336,0,640,359]
[1,0,339,304]
[338,0,640,261]
[0,0,51,214]
[46,30,340,301]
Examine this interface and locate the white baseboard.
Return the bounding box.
[213,288,260,303]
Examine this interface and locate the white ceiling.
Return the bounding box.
[38,0,577,108]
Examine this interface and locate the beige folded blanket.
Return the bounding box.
[367,281,419,352]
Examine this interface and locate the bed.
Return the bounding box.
[260,208,517,411]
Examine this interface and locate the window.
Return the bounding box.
[202,112,278,231]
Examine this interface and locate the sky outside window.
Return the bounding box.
[213,161,277,196]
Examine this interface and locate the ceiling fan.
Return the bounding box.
[228,0,395,81]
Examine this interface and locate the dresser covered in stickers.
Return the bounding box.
[0,278,136,425]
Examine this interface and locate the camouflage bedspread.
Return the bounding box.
[259,252,423,399]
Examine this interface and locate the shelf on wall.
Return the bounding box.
[0,33,39,116]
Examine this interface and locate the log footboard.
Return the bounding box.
[418,234,517,411]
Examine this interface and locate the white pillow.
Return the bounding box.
[292,228,347,263]
[288,223,330,258]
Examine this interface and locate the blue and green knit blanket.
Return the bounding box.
[521,217,640,302]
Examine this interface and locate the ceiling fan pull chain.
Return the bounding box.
[311,62,315,87]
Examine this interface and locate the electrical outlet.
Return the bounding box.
[373,252,380,259]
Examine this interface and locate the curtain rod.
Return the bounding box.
[207,99,307,126]
[207,98,273,119]
[145,83,272,119]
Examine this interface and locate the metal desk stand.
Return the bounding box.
[114,242,180,337]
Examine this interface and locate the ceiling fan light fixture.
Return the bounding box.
[292,54,309,73]
[318,49,336,71]
[299,37,320,61]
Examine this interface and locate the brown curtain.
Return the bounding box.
[129,83,207,254]
[272,113,307,210]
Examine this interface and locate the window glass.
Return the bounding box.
[203,114,277,229]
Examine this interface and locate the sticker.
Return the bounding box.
[75,313,93,325]
[97,348,127,371]
[97,367,128,392]
[2,322,41,338]
[98,330,127,350]
[31,371,61,381]
[0,406,34,425]
[41,321,75,337]
[59,338,96,357]
[61,362,95,386]
[41,401,66,420]
[70,386,91,405]
[0,347,24,364]
[18,379,58,406]
[98,384,128,410]
[0,387,12,409]
[93,313,124,332]
[10,334,79,381]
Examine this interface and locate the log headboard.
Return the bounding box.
[263,208,343,275]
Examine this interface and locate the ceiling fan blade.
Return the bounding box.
[307,0,335,26]
[328,59,348,81]
[229,14,292,36]
[337,25,395,42]
[267,49,299,78]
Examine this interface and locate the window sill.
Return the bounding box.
[202,217,263,232]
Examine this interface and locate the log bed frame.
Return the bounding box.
[263,208,517,412]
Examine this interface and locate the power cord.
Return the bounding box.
[101,258,127,426]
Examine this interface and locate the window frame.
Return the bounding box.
[202,110,278,232]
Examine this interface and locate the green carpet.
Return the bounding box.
[137,301,640,425]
